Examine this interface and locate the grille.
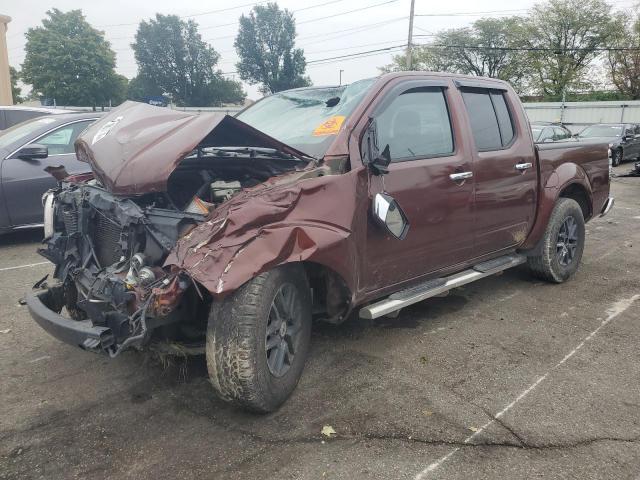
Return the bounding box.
[61,206,78,235]
[93,214,125,267]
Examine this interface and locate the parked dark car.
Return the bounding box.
[0,106,77,130]
[27,73,611,412]
[0,112,100,232]
[575,123,640,166]
[530,122,573,143]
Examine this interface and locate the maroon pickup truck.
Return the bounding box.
[27,72,613,412]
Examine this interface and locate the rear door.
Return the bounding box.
[361,79,476,291]
[459,86,537,256]
[2,119,95,226]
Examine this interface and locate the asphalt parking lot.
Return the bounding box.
[0,167,639,480]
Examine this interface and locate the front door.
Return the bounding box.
[361,81,476,292]
[2,120,94,226]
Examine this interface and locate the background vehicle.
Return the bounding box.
[575,123,640,166]
[0,106,77,130]
[530,121,573,143]
[26,73,611,413]
[0,113,100,232]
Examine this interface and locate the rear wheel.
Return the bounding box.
[206,264,312,413]
[527,198,585,283]
[612,148,623,167]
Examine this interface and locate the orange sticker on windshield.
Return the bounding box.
[313,116,346,136]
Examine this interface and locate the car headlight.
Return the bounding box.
[43,191,56,239]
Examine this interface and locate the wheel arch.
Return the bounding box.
[559,182,592,221]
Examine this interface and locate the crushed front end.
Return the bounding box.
[28,179,205,356]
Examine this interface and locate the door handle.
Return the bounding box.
[449,171,473,182]
[515,162,533,171]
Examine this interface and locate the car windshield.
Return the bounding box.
[0,116,58,149]
[531,127,543,141]
[578,125,623,138]
[236,78,376,158]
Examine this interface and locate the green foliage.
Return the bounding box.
[21,9,122,107]
[132,14,245,107]
[524,0,615,96]
[235,3,310,94]
[607,12,640,100]
[9,67,21,103]
[382,17,532,94]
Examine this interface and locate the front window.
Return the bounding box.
[236,78,376,158]
[39,121,94,155]
[578,125,623,138]
[0,116,59,149]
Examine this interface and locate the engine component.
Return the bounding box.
[211,180,242,203]
[137,267,157,286]
[184,196,213,215]
[125,253,146,286]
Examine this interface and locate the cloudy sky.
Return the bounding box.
[4,0,637,100]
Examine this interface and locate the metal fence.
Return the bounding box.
[523,100,640,133]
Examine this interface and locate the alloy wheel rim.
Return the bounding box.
[265,283,301,377]
[556,216,578,266]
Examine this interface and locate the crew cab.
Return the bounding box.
[26,73,613,412]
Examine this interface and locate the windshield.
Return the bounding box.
[578,125,623,138]
[0,116,58,149]
[237,78,376,158]
[531,127,543,141]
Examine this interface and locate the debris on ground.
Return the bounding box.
[321,425,337,438]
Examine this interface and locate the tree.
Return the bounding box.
[607,13,640,100]
[524,0,615,97]
[235,3,310,94]
[132,14,245,107]
[381,17,532,93]
[10,67,22,103]
[21,9,122,107]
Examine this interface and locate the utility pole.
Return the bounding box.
[406,0,416,70]
[0,14,12,105]
[339,69,344,86]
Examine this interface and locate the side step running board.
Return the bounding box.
[359,254,526,320]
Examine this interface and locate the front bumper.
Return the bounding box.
[26,288,114,352]
[600,196,615,217]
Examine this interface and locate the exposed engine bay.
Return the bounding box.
[38,147,309,356]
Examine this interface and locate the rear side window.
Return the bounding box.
[462,89,515,151]
[376,87,454,162]
[490,92,514,145]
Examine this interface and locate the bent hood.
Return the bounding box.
[74,101,310,195]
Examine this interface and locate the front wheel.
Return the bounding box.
[527,198,585,283]
[206,264,312,413]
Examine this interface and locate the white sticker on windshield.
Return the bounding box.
[92,116,123,145]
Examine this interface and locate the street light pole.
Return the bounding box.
[339,69,344,86]
[406,0,416,70]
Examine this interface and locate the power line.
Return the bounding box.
[413,41,640,52]
[97,1,268,27]
[307,44,407,64]
[107,0,397,43]
[415,8,528,17]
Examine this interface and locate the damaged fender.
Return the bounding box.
[165,169,366,302]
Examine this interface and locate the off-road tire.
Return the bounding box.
[612,148,622,167]
[206,264,312,413]
[527,198,585,283]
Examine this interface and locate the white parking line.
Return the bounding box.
[414,294,640,480]
[0,262,49,272]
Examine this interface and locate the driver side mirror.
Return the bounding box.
[372,193,409,239]
[17,143,48,160]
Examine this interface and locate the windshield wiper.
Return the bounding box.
[202,146,317,164]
